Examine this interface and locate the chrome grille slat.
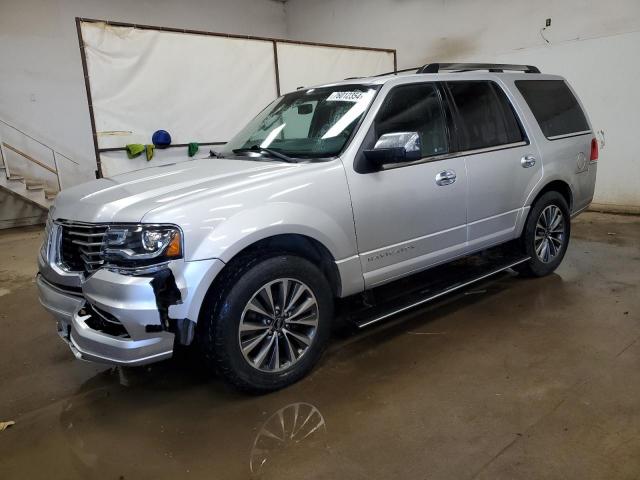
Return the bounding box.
[80,253,103,265]
[63,223,102,229]
[72,240,104,247]
[80,254,104,265]
[79,248,102,257]
[58,222,108,273]
[68,231,105,237]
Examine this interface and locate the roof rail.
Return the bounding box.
[372,67,421,77]
[342,63,540,82]
[417,63,540,74]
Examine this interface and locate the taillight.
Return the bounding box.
[590,137,599,161]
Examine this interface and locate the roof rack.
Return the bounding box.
[344,67,419,80]
[417,63,540,74]
[372,67,421,77]
[344,63,540,82]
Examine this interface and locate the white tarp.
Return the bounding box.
[80,21,395,177]
[276,43,395,94]
[82,22,278,150]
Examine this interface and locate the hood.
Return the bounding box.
[51,158,299,223]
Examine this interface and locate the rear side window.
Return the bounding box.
[446,81,525,151]
[375,83,448,157]
[516,80,589,139]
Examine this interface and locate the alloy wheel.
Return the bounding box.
[238,278,319,372]
[534,205,566,263]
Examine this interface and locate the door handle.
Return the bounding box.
[435,170,456,186]
[521,155,536,168]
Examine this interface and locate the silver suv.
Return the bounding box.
[37,63,598,391]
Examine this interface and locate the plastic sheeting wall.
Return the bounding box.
[79,20,395,177]
[81,21,278,176]
[276,43,395,94]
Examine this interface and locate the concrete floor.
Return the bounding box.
[0,212,639,479]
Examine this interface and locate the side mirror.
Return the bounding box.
[363,132,422,167]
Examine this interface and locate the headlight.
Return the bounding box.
[102,224,182,268]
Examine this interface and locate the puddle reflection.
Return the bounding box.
[56,366,329,479]
[250,402,326,476]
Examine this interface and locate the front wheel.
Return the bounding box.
[198,255,333,393]
[515,191,571,277]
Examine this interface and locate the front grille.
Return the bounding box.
[59,222,108,273]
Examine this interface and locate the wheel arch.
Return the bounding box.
[528,179,574,213]
[517,179,573,238]
[196,233,343,331]
[226,233,342,297]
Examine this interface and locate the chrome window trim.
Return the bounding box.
[380,140,529,170]
[546,130,592,141]
[370,79,530,172]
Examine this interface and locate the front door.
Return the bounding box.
[344,82,468,288]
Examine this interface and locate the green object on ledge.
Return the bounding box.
[188,142,199,157]
[126,144,145,159]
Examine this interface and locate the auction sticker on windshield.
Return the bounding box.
[326,91,364,102]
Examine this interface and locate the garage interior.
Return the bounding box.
[1,1,640,479]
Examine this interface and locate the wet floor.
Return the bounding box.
[1,212,639,479]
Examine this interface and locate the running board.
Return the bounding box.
[347,245,530,329]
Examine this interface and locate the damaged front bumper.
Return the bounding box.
[37,254,224,367]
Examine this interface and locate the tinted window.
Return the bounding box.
[375,83,448,157]
[446,81,525,151]
[516,80,589,138]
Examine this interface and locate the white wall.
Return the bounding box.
[491,31,640,211]
[286,0,640,210]
[0,0,287,188]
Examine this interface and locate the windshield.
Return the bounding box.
[222,85,378,159]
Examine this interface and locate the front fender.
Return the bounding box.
[189,202,358,263]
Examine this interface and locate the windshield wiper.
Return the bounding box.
[232,146,297,163]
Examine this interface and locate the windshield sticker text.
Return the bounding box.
[327,91,364,102]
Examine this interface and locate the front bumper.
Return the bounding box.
[37,254,224,367]
[37,273,174,366]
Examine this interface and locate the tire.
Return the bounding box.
[515,191,571,277]
[198,254,333,393]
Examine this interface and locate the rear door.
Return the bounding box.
[515,79,596,213]
[444,80,542,251]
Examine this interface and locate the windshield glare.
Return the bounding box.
[222,85,378,159]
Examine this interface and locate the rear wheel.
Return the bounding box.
[516,191,571,277]
[198,255,333,393]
